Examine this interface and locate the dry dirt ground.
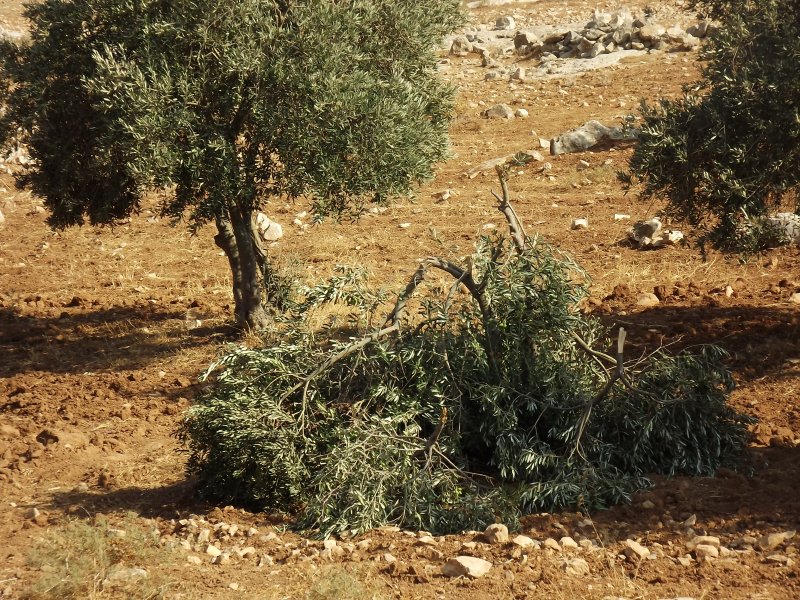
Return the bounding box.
[1,1,800,598]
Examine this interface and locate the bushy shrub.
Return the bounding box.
[182,176,753,536]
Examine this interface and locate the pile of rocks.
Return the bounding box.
[451,8,713,64]
[514,8,711,59]
[628,217,684,249]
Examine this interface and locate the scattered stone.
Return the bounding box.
[687,535,721,550]
[383,553,397,564]
[512,535,536,549]
[571,218,589,230]
[484,104,515,120]
[450,36,474,56]
[514,108,529,118]
[483,523,509,544]
[255,212,283,242]
[416,535,438,546]
[0,209,4,225]
[107,528,127,539]
[790,292,800,305]
[641,500,656,509]
[432,189,456,203]
[614,213,631,221]
[561,557,590,576]
[560,536,579,549]
[103,567,148,587]
[441,556,493,578]
[757,531,795,551]
[228,582,240,590]
[205,544,222,558]
[694,544,719,560]
[636,293,660,308]
[628,218,684,249]
[186,555,202,565]
[622,539,650,562]
[213,552,231,565]
[550,120,637,155]
[494,16,515,31]
[25,507,41,520]
[765,553,793,566]
[543,538,562,551]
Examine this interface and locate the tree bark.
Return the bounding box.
[214,210,270,331]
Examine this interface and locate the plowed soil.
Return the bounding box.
[1,1,799,598]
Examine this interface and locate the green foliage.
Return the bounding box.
[182,221,753,536]
[0,0,462,228]
[623,0,800,250]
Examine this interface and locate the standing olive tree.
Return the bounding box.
[623,0,799,250]
[0,0,463,329]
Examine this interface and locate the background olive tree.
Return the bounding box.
[623,0,799,251]
[0,0,463,329]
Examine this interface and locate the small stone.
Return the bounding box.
[694,544,719,560]
[543,538,561,551]
[103,567,148,587]
[641,500,655,509]
[677,555,693,567]
[257,555,274,567]
[560,536,579,549]
[614,213,630,221]
[197,529,211,544]
[512,535,536,548]
[765,553,793,565]
[687,535,720,550]
[483,523,509,544]
[239,546,256,559]
[228,583,239,590]
[790,292,800,305]
[107,528,126,539]
[514,108,529,118]
[383,553,397,564]
[441,556,493,578]
[416,535,438,546]
[622,539,650,562]
[213,552,231,565]
[255,212,283,242]
[561,557,590,576]
[571,218,589,230]
[25,507,41,520]
[205,544,222,558]
[495,16,515,31]
[186,555,202,565]
[683,514,697,526]
[757,531,795,551]
[636,292,660,307]
[485,104,515,120]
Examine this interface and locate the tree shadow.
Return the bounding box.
[595,303,800,383]
[0,304,237,378]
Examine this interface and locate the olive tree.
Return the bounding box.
[623,0,799,250]
[0,0,463,329]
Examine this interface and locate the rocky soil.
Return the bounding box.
[1,1,800,599]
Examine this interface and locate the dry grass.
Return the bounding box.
[23,515,179,600]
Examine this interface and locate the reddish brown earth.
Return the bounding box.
[1,1,799,598]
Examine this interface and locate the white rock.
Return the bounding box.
[543,538,561,551]
[255,212,284,242]
[790,292,800,305]
[483,523,509,544]
[622,539,650,561]
[103,567,148,587]
[441,556,493,578]
[687,535,720,550]
[560,536,579,549]
[571,218,589,230]
[561,557,590,576]
[205,544,222,558]
[636,292,660,307]
[512,535,536,548]
[186,555,202,565]
[399,222,411,229]
[0,209,4,225]
[694,544,719,560]
[515,108,529,118]
[577,159,590,171]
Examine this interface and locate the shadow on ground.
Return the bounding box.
[0,304,237,377]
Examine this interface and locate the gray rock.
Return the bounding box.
[450,36,474,56]
[484,104,515,120]
[636,293,660,308]
[103,567,148,587]
[255,212,283,242]
[495,16,515,31]
[512,535,536,548]
[622,539,650,561]
[694,544,719,560]
[550,120,635,155]
[687,20,710,38]
[514,31,541,52]
[441,556,493,578]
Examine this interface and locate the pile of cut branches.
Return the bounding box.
[181,168,752,536]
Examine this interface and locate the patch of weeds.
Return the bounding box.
[306,566,387,600]
[24,515,174,600]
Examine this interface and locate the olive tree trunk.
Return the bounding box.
[214,208,271,331]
